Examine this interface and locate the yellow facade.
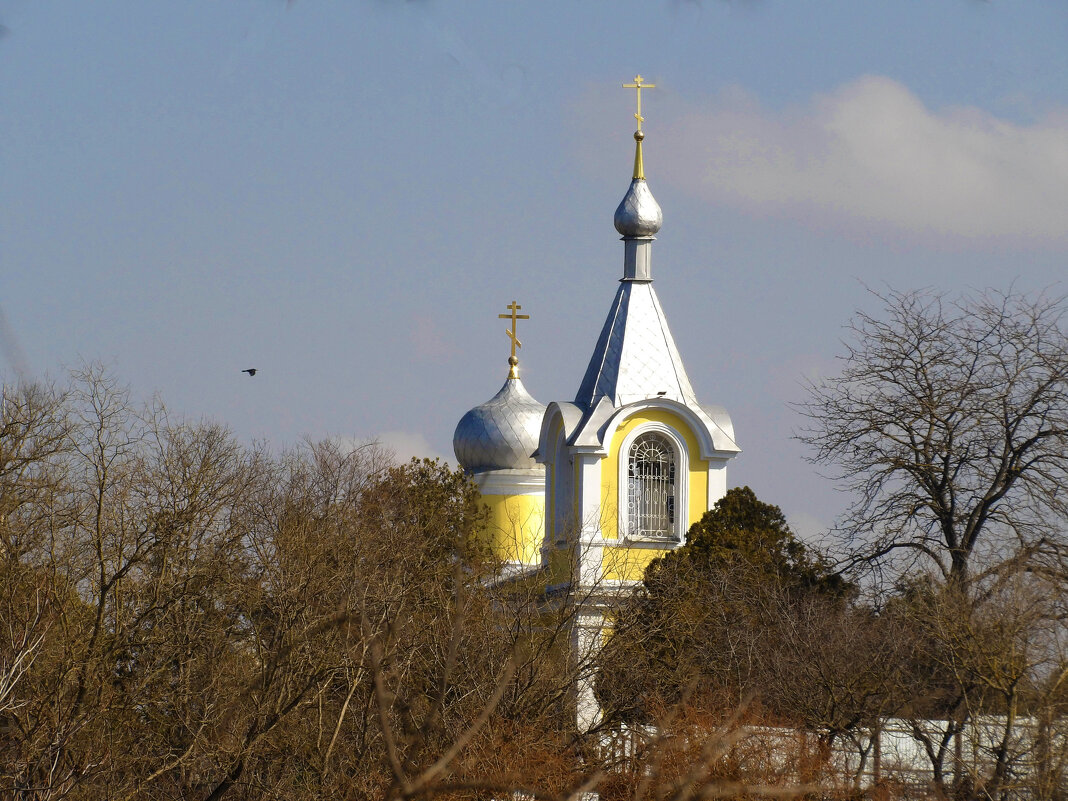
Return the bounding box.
[534,407,715,584]
[480,492,545,566]
[601,547,662,583]
[601,408,710,540]
[601,410,710,581]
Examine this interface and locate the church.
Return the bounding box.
[452,77,741,728]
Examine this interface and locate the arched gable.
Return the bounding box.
[535,401,585,464]
[596,398,738,460]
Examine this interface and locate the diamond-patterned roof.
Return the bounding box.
[454,376,547,473]
[574,282,698,411]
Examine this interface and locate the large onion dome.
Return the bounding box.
[454,367,546,473]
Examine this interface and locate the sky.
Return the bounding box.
[2,0,1067,542]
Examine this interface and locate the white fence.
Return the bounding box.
[598,716,1068,798]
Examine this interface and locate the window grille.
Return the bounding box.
[627,433,676,538]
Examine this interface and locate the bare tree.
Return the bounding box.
[0,381,69,722]
[798,288,1068,592]
[885,574,1068,801]
[0,369,816,800]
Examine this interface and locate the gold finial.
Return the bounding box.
[498,300,530,379]
[623,74,655,180]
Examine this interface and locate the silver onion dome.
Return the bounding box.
[614,177,662,237]
[453,372,547,473]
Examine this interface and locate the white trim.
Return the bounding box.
[536,402,584,464]
[595,397,738,460]
[473,468,545,497]
[706,458,729,510]
[616,421,688,545]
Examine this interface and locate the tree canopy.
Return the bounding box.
[798,288,1068,592]
[0,372,587,800]
[598,487,850,723]
[647,485,847,597]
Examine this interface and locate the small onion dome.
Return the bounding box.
[453,370,546,473]
[613,177,662,237]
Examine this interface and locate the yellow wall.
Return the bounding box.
[541,408,711,585]
[602,408,709,544]
[541,542,669,585]
[601,545,668,582]
[481,492,545,566]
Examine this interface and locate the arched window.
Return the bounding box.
[627,432,676,538]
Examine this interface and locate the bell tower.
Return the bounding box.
[536,75,741,730]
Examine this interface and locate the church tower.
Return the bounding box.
[536,78,740,728]
[453,76,740,730]
[537,76,740,596]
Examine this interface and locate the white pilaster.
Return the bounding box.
[706,457,729,508]
[573,450,605,588]
[572,610,605,733]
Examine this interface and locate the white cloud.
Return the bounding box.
[659,76,1068,242]
[375,430,451,465]
[329,432,451,467]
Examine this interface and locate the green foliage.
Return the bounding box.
[648,486,848,598]
[598,487,850,722]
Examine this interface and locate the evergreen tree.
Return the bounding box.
[598,487,850,722]
[649,485,847,597]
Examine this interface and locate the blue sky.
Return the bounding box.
[2,0,1067,540]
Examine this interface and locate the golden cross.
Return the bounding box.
[623,74,655,132]
[498,300,529,361]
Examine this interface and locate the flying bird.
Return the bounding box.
[242,368,257,377]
